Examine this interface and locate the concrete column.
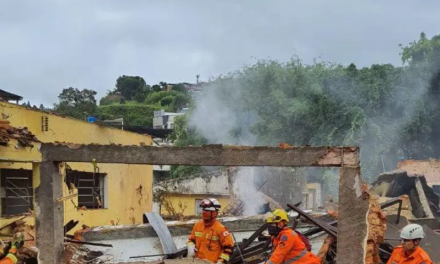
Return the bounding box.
[337,167,370,264]
[34,161,64,264]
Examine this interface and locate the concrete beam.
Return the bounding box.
[40,143,359,167]
[37,143,367,264]
[337,167,370,264]
[35,161,64,264]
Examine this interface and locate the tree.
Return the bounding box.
[169,43,423,181]
[168,115,207,178]
[54,87,97,120]
[114,75,148,101]
[171,83,188,94]
[151,85,162,92]
[398,32,440,159]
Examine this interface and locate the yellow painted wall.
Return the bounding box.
[0,102,153,234]
[160,194,231,217]
[62,162,151,232]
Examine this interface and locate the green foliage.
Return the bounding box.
[145,91,179,104]
[97,102,162,126]
[100,94,124,106]
[160,96,174,107]
[168,115,207,146]
[113,75,148,101]
[170,83,188,94]
[151,85,162,92]
[170,165,203,179]
[54,87,97,120]
[50,32,440,184]
[174,32,440,182]
[145,90,189,112]
[168,115,208,178]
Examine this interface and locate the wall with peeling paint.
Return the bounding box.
[154,169,232,217]
[398,159,440,186]
[0,102,153,234]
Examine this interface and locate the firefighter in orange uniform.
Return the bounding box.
[386,224,433,264]
[187,198,234,264]
[265,209,320,264]
[0,237,24,264]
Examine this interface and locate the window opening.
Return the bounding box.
[1,169,33,216]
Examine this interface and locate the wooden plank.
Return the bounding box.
[56,193,78,202]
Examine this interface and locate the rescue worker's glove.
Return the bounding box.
[187,242,196,258]
[12,233,25,249]
[216,259,225,264]
[13,239,24,249]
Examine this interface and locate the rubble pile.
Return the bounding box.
[376,195,414,219]
[0,120,40,147]
[60,243,105,264]
[365,196,387,264]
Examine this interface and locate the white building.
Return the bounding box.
[153,109,185,129]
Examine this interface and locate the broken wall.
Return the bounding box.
[153,168,231,216]
[0,102,154,234]
[153,169,231,195]
[398,159,440,186]
[371,170,439,218]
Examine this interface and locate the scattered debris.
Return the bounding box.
[371,170,440,218]
[365,196,387,264]
[0,120,40,147]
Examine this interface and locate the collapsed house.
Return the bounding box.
[28,143,376,264]
[0,98,391,264]
[369,169,440,262]
[0,99,156,263]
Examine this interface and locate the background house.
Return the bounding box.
[153,169,232,217]
[0,98,153,235]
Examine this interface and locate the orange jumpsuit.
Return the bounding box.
[187,219,235,263]
[386,246,433,264]
[265,228,321,264]
[0,247,18,264]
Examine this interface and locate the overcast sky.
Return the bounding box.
[1,0,440,107]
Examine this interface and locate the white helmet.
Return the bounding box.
[400,224,424,240]
[200,198,221,211]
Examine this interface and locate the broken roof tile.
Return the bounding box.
[0,120,40,147]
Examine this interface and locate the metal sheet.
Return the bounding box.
[145,212,178,255]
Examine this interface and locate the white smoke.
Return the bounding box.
[232,167,267,216]
[188,84,264,215]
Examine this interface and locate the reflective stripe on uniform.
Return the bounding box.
[195,232,203,237]
[283,249,307,264]
[220,253,230,261]
[6,253,18,263]
[211,235,219,241]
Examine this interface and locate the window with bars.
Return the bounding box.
[1,169,33,216]
[65,170,107,209]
